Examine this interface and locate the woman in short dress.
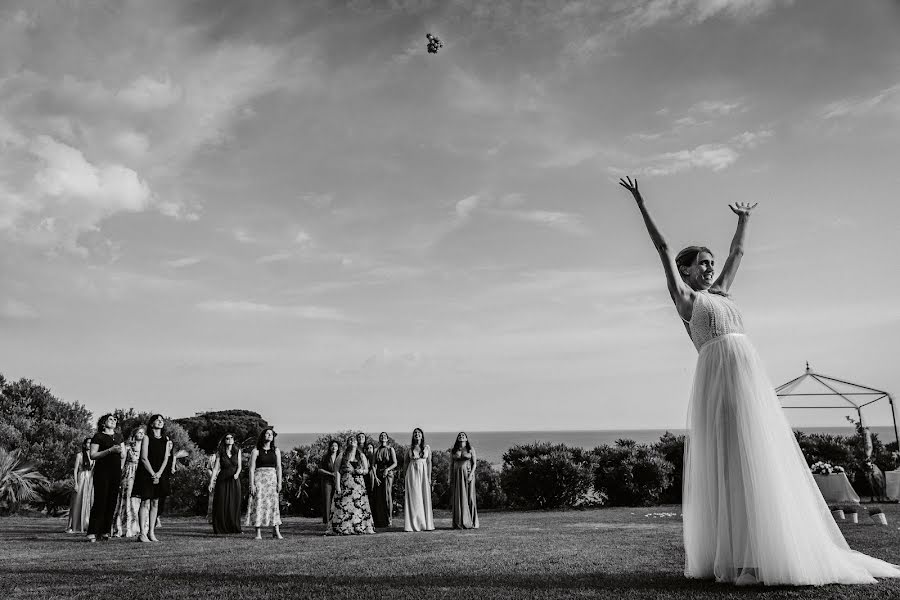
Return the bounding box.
[87,414,124,542]
[328,435,375,535]
[133,414,172,543]
[209,432,242,534]
[112,425,144,537]
[403,427,434,532]
[246,428,283,539]
[371,432,397,528]
[65,437,94,534]
[450,431,479,529]
[318,439,340,525]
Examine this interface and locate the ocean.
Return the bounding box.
[277,426,898,468]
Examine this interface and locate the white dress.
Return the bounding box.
[683,290,900,586]
[403,445,434,532]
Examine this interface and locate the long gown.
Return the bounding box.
[319,453,339,524]
[403,445,434,532]
[212,450,242,534]
[683,290,900,586]
[66,453,94,533]
[371,446,395,528]
[112,442,140,537]
[329,456,375,535]
[450,449,479,529]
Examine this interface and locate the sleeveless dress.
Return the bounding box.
[112,442,140,536]
[212,450,242,534]
[371,446,396,528]
[246,448,281,527]
[683,290,900,585]
[133,434,171,500]
[66,453,94,533]
[319,453,339,524]
[329,455,375,535]
[450,449,479,529]
[403,445,434,532]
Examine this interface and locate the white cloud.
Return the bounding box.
[116,75,182,111]
[820,83,900,120]
[196,300,351,321]
[455,195,480,219]
[256,252,293,264]
[295,230,312,245]
[639,143,740,176]
[509,210,588,235]
[164,256,204,268]
[1,298,39,320]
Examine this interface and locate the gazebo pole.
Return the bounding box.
[889,395,900,450]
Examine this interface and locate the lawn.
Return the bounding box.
[2,505,900,599]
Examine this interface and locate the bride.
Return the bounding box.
[618,176,900,586]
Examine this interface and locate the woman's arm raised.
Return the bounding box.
[618,177,694,320]
[710,203,757,294]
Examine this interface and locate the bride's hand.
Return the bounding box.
[728,202,758,218]
[618,176,643,202]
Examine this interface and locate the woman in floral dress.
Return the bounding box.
[112,425,144,537]
[328,435,375,535]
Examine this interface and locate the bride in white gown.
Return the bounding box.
[618,176,900,586]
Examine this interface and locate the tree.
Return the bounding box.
[174,410,269,454]
[0,375,93,481]
[0,447,50,514]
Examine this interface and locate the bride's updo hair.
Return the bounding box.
[675,246,713,280]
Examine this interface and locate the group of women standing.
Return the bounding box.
[318,429,479,535]
[66,414,174,543]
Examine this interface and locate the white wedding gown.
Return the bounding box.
[682,290,900,586]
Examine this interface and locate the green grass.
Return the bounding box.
[2,505,900,599]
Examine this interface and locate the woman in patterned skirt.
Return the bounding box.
[112,425,144,537]
[328,435,375,535]
[371,432,397,528]
[246,428,283,540]
[65,437,94,534]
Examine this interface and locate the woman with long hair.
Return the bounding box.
[112,425,144,537]
[65,437,94,534]
[328,435,375,535]
[356,432,375,495]
[619,176,900,585]
[246,428,283,539]
[371,432,397,528]
[208,432,242,534]
[403,427,434,532]
[133,414,172,543]
[450,432,479,530]
[87,414,124,542]
[317,439,340,525]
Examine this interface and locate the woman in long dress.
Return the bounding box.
[133,414,172,543]
[318,440,340,525]
[403,427,434,532]
[209,432,242,534]
[328,435,375,535]
[87,414,124,542]
[450,432,479,530]
[65,438,94,534]
[112,425,143,537]
[246,427,283,539]
[371,432,398,528]
[619,176,900,586]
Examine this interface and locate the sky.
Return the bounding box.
[1,0,899,433]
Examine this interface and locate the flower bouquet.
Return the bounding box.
[811,461,834,475]
[868,506,888,526]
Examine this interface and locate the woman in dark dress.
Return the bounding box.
[133,414,172,543]
[87,414,124,542]
[208,432,242,534]
[371,432,397,528]
[318,440,340,525]
[449,431,479,529]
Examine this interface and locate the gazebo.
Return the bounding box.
[776,362,899,449]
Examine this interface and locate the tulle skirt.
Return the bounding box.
[684,333,900,586]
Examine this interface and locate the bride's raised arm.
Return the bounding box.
[710,202,757,295]
[618,177,694,321]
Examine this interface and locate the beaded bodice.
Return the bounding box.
[688,290,745,351]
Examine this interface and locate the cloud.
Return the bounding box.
[116,75,183,111]
[820,83,900,120]
[508,210,589,235]
[455,195,480,219]
[1,298,39,320]
[295,230,312,245]
[256,252,293,264]
[164,256,204,268]
[196,300,352,321]
[624,128,773,176]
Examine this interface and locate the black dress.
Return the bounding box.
[133,433,171,500]
[212,450,242,534]
[87,431,123,537]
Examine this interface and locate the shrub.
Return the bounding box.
[652,432,685,504]
[500,442,595,509]
[0,447,50,515]
[474,459,507,509]
[281,446,317,517]
[175,410,270,454]
[166,457,210,515]
[592,440,674,507]
[430,450,452,509]
[35,479,74,517]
